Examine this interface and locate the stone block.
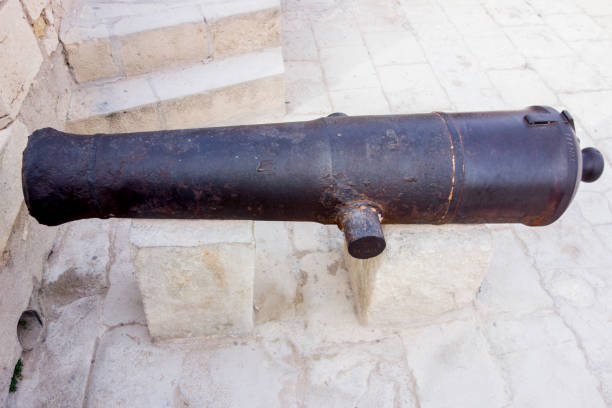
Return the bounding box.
[64,37,120,83]
[0,0,43,128]
[131,220,255,339]
[160,74,284,129]
[344,225,492,325]
[9,296,102,407]
[377,64,452,112]
[119,22,210,77]
[211,8,280,58]
[43,219,112,306]
[66,104,163,134]
[401,318,510,407]
[21,0,48,21]
[0,121,28,254]
[85,325,183,407]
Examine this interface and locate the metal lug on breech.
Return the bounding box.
[338,202,386,259]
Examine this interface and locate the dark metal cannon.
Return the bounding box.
[22,106,604,259]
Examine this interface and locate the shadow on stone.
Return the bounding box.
[17,310,44,351]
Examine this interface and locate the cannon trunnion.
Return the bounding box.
[22,106,604,259]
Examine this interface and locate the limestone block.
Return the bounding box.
[0,121,28,254]
[131,220,255,339]
[85,325,183,407]
[211,8,281,58]
[43,219,112,306]
[21,0,48,21]
[150,48,285,129]
[8,296,102,407]
[162,74,285,130]
[345,225,492,325]
[119,22,210,77]
[64,37,120,83]
[0,0,43,128]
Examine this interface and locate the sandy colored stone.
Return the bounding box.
[133,231,255,338]
[85,325,183,407]
[0,208,55,404]
[212,8,280,58]
[0,121,28,254]
[66,104,162,134]
[43,219,111,306]
[9,296,102,407]
[65,38,120,83]
[162,74,284,129]
[0,0,43,127]
[119,22,210,77]
[21,0,48,21]
[32,14,46,38]
[345,225,492,325]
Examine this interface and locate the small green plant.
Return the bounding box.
[9,359,23,393]
[18,320,27,329]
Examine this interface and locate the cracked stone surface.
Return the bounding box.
[7,0,612,406]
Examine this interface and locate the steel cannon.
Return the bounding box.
[22,106,604,259]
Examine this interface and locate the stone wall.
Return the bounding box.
[0,0,74,403]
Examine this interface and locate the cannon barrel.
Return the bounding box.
[22,106,604,258]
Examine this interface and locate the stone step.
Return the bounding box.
[66,47,285,134]
[61,0,280,83]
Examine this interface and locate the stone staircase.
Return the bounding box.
[61,0,284,132]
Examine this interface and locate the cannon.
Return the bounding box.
[22,106,604,259]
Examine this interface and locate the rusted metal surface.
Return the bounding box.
[22,106,604,258]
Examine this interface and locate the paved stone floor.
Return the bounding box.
[9,0,612,406]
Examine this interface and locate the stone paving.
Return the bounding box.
[8,0,612,406]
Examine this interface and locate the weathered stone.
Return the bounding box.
[132,220,255,339]
[9,296,102,407]
[211,8,280,58]
[43,219,111,306]
[67,48,285,132]
[484,312,606,407]
[0,121,28,254]
[476,228,554,315]
[85,325,183,407]
[67,104,163,134]
[64,38,120,83]
[345,225,492,325]
[21,0,48,21]
[0,0,43,128]
[402,318,510,407]
[305,337,418,407]
[162,72,284,129]
[119,22,210,77]
[180,341,300,407]
[101,220,145,327]
[253,221,298,323]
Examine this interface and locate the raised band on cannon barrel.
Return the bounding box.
[22,106,604,259]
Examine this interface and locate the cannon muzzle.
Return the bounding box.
[22,106,604,258]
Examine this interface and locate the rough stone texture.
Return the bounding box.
[8,296,103,407]
[119,22,210,77]
[211,8,280,58]
[64,38,120,83]
[85,325,183,408]
[59,0,280,82]
[345,225,492,325]
[21,0,48,21]
[66,47,285,133]
[131,220,255,339]
[8,0,612,406]
[0,121,28,254]
[0,208,55,406]
[43,219,111,306]
[161,73,285,130]
[0,0,43,128]
[402,318,510,407]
